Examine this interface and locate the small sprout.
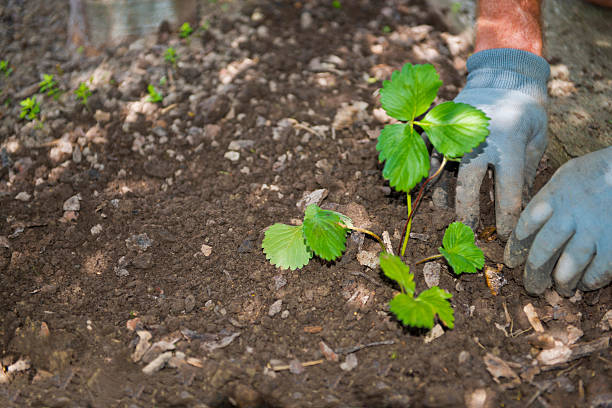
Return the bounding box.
[77,46,85,54]
[451,2,462,14]
[74,82,92,106]
[164,47,177,65]
[438,222,484,274]
[146,84,163,103]
[382,25,392,33]
[39,74,60,98]
[381,253,454,329]
[159,76,167,86]
[332,0,342,9]
[0,60,13,77]
[179,22,193,38]
[19,97,40,121]
[200,21,210,31]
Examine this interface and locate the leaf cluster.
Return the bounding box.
[262,204,351,270]
[19,97,40,121]
[146,84,163,103]
[39,74,60,98]
[74,82,92,106]
[179,22,193,38]
[164,47,177,65]
[381,253,454,329]
[0,60,12,77]
[377,63,489,192]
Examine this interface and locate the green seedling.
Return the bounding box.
[74,82,92,106]
[19,97,40,121]
[146,84,163,103]
[0,60,13,77]
[164,47,177,65]
[262,63,489,330]
[383,25,392,34]
[179,22,193,38]
[332,0,342,9]
[39,74,60,98]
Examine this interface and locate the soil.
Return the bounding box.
[0,1,610,407]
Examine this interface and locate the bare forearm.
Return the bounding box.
[475,0,543,56]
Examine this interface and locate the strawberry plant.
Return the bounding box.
[164,47,177,66]
[39,74,60,99]
[262,63,489,330]
[146,84,163,103]
[0,60,12,77]
[179,22,193,39]
[75,82,92,107]
[19,97,40,121]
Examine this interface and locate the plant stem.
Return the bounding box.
[400,193,412,257]
[415,253,444,265]
[340,224,386,253]
[396,156,448,255]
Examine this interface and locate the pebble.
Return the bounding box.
[296,189,328,211]
[132,253,153,269]
[300,12,313,30]
[90,224,103,235]
[224,151,240,162]
[268,299,282,317]
[340,353,358,371]
[228,139,255,151]
[201,244,212,256]
[289,359,304,375]
[15,191,31,201]
[422,262,441,288]
[184,295,196,313]
[281,310,290,319]
[357,250,379,269]
[94,110,111,123]
[63,194,81,211]
[424,324,445,343]
[272,274,287,290]
[125,233,152,251]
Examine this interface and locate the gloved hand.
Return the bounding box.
[505,147,612,296]
[454,49,550,239]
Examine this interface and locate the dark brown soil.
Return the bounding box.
[0,1,610,407]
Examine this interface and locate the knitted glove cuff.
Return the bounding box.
[465,48,550,104]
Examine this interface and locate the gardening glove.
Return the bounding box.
[505,147,612,296]
[454,48,550,239]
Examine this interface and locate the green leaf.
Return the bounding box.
[380,253,415,296]
[438,222,484,274]
[380,63,442,121]
[262,223,312,270]
[389,287,454,329]
[302,204,348,261]
[420,102,489,158]
[377,123,429,192]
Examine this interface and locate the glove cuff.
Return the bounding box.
[465,48,550,105]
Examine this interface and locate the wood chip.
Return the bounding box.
[523,303,545,333]
[484,353,520,384]
[131,330,152,362]
[319,341,339,362]
[303,326,322,334]
[142,351,173,375]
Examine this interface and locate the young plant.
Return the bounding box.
[74,82,92,106]
[39,74,60,98]
[19,97,40,121]
[377,63,489,255]
[0,60,12,77]
[164,47,178,65]
[146,84,163,103]
[179,22,193,39]
[262,63,490,331]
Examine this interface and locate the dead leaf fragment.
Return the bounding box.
[523,303,545,333]
[484,264,506,296]
[484,353,520,384]
[7,358,30,373]
[142,351,173,375]
[131,330,152,362]
[201,332,240,353]
[424,324,445,343]
[597,310,612,331]
[319,341,339,362]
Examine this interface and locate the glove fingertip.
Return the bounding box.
[504,231,532,268]
[523,263,553,296]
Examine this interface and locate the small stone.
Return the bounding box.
[126,233,152,251]
[72,146,82,163]
[63,194,81,211]
[228,140,255,151]
[296,189,328,211]
[268,299,282,317]
[201,244,212,256]
[281,310,290,319]
[458,350,471,364]
[49,139,73,163]
[422,262,441,288]
[340,353,358,371]
[90,224,103,235]
[184,295,196,313]
[357,250,379,269]
[424,324,445,343]
[224,151,240,162]
[94,110,111,123]
[272,274,287,290]
[289,359,305,375]
[15,191,31,202]
[300,12,313,30]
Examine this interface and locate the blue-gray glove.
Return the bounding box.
[505,147,612,296]
[454,49,550,239]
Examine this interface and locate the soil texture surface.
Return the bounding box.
[0,1,610,407]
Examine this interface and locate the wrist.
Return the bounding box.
[475,0,543,56]
[464,49,550,104]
